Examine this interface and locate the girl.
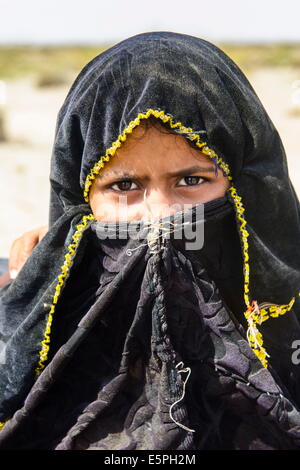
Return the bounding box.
[0,31,300,450]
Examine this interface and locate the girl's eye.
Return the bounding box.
[177,176,206,186]
[110,180,139,192]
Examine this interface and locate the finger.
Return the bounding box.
[9,231,39,277]
[8,238,21,278]
[17,231,39,271]
[38,225,48,242]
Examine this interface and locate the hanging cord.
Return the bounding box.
[143,189,164,254]
[169,361,196,433]
[245,300,270,360]
[128,195,195,431]
[126,190,191,256]
[143,194,195,430]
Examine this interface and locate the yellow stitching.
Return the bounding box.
[244,298,295,367]
[227,185,251,307]
[34,213,95,378]
[0,417,10,432]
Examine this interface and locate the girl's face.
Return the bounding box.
[90,123,230,221]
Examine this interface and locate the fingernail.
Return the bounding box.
[10,269,17,279]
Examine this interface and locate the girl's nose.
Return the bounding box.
[141,189,181,221]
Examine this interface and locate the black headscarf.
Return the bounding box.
[0,31,300,450]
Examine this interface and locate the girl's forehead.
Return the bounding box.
[99,124,214,172]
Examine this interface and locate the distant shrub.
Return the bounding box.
[35,73,70,88]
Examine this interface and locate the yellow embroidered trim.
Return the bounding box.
[34,213,95,378]
[227,186,295,367]
[0,421,5,430]
[82,108,295,370]
[244,298,295,367]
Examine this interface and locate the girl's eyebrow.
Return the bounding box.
[96,164,216,182]
[97,165,215,180]
[97,170,141,181]
[166,165,215,178]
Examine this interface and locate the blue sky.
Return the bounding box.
[0,0,300,44]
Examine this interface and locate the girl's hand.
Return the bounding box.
[8,225,48,279]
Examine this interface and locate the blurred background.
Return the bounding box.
[0,0,299,257]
